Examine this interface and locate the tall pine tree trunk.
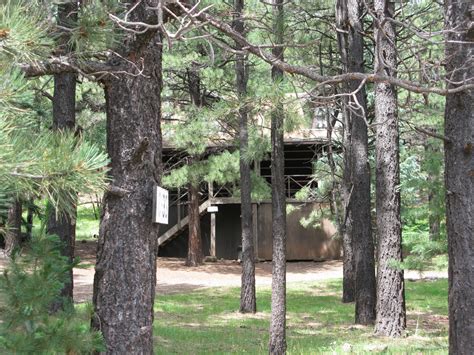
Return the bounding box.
[336,0,376,324]
[4,200,22,257]
[336,0,355,305]
[374,0,406,337]
[234,0,256,314]
[269,0,287,353]
[185,66,204,267]
[48,0,78,309]
[444,1,473,353]
[186,182,203,267]
[92,33,163,353]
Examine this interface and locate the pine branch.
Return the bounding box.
[19,57,126,78]
[175,2,474,96]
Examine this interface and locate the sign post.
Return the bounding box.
[207,206,218,257]
[153,186,169,224]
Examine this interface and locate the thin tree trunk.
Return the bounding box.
[186,182,203,267]
[374,0,406,337]
[425,142,441,241]
[428,197,440,241]
[92,33,163,353]
[26,199,34,240]
[4,200,22,257]
[234,0,256,314]
[269,0,287,353]
[184,65,205,267]
[47,0,78,310]
[336,0,376,323]
[336,0,355,306]
[444,1,474,353]
[336,6,355,303]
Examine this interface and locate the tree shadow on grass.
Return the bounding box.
[153,279,448,354]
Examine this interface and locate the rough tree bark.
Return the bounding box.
[4,200,22,257]
[234,0,256,314]
[92,23,163,354]
[336,0,355,304]
[336,0,376,324]
[48,0,78,309]
[444,1,473,353]
[374,0,406,337]
[269,0,287,353]
[186,182,203,266]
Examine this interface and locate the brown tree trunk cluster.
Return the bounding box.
[336,0,376,325]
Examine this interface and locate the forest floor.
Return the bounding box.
[0,241,449,353]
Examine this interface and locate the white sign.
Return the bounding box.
[153,186,169,224]
[207,206,219,213]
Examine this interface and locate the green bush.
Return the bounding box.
[0,234,104,354]
[394,224,447,273]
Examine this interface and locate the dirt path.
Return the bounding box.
[72,240,345,302]
[1,241,448,303]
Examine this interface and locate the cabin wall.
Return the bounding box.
[256,202,341,260]
[158,201,341,261]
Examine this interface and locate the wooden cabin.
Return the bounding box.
[157,133,341,261]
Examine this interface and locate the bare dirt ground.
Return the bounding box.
[1,241,448,303]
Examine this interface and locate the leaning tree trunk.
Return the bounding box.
[444,1,474,353]
[48,0,78,310]
[336,0,376,324]
[92,33,163,353]
[374,0,406,337]
[269,0,287,353]
[186,182,203,267]
[4,200,22,257]
[234,0,256,314]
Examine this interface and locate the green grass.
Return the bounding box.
[154,279,448,354]
[75,205,100,241]
[29,204,100,241]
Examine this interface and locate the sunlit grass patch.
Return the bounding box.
[154,279,448,354]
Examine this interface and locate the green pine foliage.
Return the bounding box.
[1,4,109,352]
[69,0,123,54]
[0,234,104,353]
[0,123,109,219]
[0,0,52,65]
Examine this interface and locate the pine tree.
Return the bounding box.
[234,0,257,314]
[373,0,406,337]
[48,0,79,311]
[336,0,376,324]
[268,0,287,353]
[444,1,474,353]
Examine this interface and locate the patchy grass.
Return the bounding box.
[75,205,100,241]
[154,279,448,354]
[29,205,100,241]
